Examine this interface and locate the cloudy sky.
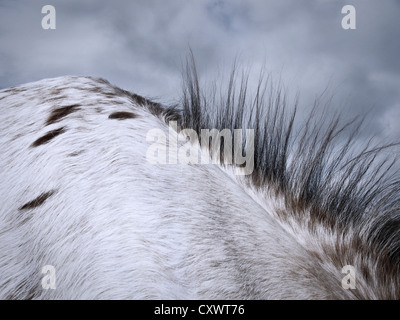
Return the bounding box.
[0,0,399,144]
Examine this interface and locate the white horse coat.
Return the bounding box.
[0,69,399,299]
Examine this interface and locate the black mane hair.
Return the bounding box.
[168,54,400,297]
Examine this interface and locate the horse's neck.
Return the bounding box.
[152,129,352,298]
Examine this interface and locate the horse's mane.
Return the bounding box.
[97,56,400,297]
[178,58,400,296]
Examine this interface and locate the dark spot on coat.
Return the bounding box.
[31,127,65,147]
[68,150,84,157]
[108,111,138,120]
[19,190,56,210]
[46,104,80,126]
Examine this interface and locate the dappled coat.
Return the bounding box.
[0,62,399,299]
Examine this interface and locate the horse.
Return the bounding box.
[0,59,399,299]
